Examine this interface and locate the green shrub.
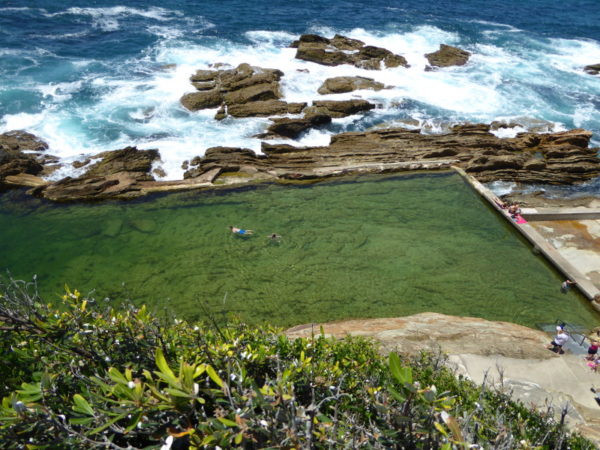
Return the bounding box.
[0,277,594,449]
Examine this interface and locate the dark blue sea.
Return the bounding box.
[1,0,599,193]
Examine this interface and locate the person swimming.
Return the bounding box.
[230,226,254,236]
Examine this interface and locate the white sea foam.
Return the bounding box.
[5,24,599,181]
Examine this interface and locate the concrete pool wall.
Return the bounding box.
[455,166,600,313]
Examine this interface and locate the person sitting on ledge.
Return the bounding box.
[547,328,569,354]
[230,226,253,236]
[508,203,521,217]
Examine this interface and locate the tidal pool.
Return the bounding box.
[1,172,598,329]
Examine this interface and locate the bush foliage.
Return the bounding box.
[0,277,594,449]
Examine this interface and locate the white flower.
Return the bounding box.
[260,420,268,428]
[193,383,199,395]
[429,385,437,393]
[230,374,237,381]
[193,326,199,331]
[105,356,111,362]
[128,381,135,389]
[13,401,27,413]
[160,435,173,450]
[440,411,450,424]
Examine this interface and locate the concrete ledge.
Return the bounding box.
[453,167,600,310]
[523,209,600,221]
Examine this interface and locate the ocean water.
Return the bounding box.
[1,173,597,329]
[0,1,599,181]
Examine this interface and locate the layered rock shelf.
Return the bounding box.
[2,124,599,202]
[1,33,598,202]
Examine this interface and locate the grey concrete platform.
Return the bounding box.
[454,167,600,312]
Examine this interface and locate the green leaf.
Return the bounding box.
[217,417,237,427]
[69,417,94,426]
[234,431,243,444]
[389,353,412,385]
[434,422,448,437]
[108,368,129,385]
[89,412,128,435]
[72,394,94,416]
[387,386,406,403]
[206,365,224,388]
[155,348,178,386]
[165,388,193,398]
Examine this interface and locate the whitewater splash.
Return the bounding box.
[1,6,600,180]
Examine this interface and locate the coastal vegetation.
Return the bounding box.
[0,277,593,449]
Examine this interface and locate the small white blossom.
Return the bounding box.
[128,381,135,389]
[260,420,268,428]
[441,411,450,424]
[429,385,437,393]
[160,435,173,450]
[105,356,111,362]
[193,383,199,395]
[230,374,237,381]
[193,326,199,331]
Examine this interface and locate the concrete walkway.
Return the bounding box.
[454,167,600,311]
[448,352,600,442]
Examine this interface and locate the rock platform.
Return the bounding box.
[286,312,600,444]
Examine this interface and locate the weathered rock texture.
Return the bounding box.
[292,34,408,70]
[317,76,386,95]
[38,147,160,202]
[4,124,599,202]
[181,63,293,119]
[285,312,551,358]
[584,63,600,75]
[286,313,600,444]
[0,131,49,184]
[305,99,376,118]
[425,44,471,69]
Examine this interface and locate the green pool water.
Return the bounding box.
[1,172,598,329]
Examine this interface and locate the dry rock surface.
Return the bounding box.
[286,312,600,444]
[3,123,599,202]
[291,33,408,70]
[425,44,471,69]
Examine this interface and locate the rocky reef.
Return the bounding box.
[1,123,598,202]
[584,63,600,75]
[1,33,598,203]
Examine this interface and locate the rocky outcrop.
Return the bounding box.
[305,99,376,118]
[286,312,552,358]
[285,313,600,443]
[317,76,386,95]
[261,113,332,139]
[180,63,284,119]
[0,131,48,185]
[225,100,307,118]
[6,125,600,202]
[292,34,408,70]
[189,124,600,186]
[584,64,600,75]
[37,147,160,202]
[425,44,471,69]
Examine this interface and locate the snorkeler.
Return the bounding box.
[230,226,254,236]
